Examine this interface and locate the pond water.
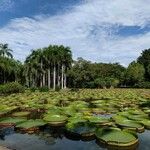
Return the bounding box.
[0,127,149,150]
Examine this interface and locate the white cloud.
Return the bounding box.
[0,0,150,65]
[0,0,14,12]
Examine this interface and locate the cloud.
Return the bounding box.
[0,0,14,12]
[0,0,150,66]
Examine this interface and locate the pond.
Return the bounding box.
[0,89,150,150]
[0,127,149,150]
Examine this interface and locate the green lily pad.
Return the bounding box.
[12,111,30,117]
[115,119,144,133]
[95,127,138,148]
[16,119,46,129]
[66,122,95,139]
[88,116,111,126]
[0,117,26,127]
[43,114,67,126]
[140,119,150,129]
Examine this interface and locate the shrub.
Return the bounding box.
[134,81,150,89]
[30,87,37,92]
[0,82,25,95]
[94,78,106,88]
[55,85,60,92]
[70,88,79,92]
[39,86,49,92]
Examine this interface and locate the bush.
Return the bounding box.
[70,88,79,92]
[55,85,60,92]
[94,77,119,88]
[134,81,150,89]
[39,86,49,92]
[94,78,106,88]
[30,87,37,92]
[0,82,25,95]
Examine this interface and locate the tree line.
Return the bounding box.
[0,43,150,89]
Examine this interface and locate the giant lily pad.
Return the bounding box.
[140,119,150,129]
[95,127,138,149]
[43,114,67,126]
[0,117,26,127]
[16,119,46,133]
[12,111,30,118]
[66,122,95,139]
[88,116,112,126]
[115,118,144,133]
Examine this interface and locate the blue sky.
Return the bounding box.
[0,0,150,66]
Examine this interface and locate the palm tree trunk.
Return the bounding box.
[64,73,67,89]
[43,72,45,87]
[40,75,43,87]
[26,76,29,87]
[57,64,60,87]
[32,75,35,87]
[3,71,6,84]
[29,73,32,87]
[48,68,51,89]
[61,64,64,89]
[53,64,56,90]
[40,59,43,87]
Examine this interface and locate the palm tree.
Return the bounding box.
[43,46,52,89]
[0,43,13,58]
[60,46,72,89]
[24,45,72,89]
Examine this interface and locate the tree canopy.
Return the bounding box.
[0,43,150,89]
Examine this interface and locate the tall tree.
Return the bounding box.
[138,48,150,80]
[0,43,13,58]
[125,61,145,86]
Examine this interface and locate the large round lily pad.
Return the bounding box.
[95,127,138,149]
[12,111,30,118]
[115,118,144,133]
[140,119,150,129]
[88,116,112,126]
[43,114,67,126]
[66,122,95,140]
[16,119,46,133]
[0,117,26,127]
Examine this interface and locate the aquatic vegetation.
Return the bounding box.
[88,116,112,126]
[0,117,26,127]
[12,111,31,118]
[95,127,138,148]
[16,119,46,133]
[43,114,67,126]
[66,121,96,139]
[140,119,150,129]
[0,89,150,149]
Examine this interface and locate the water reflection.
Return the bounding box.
[0,127,149,150]
[138,130,150,150]
[0,127,103,150]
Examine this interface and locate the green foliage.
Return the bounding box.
[30,87,37,92]
[147,64,150,77]
[67,58,125,88]
[125,61,145,86]
[16,119,46,129]
[94,78,106,88]
[95,127,138,145]
[94,77,119,88]
[0,82,25,95]
[0,56,23,84]
[138,48,150,80]
[134,81,150,89]
[39,86,49,92]
[55,85,60,92]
